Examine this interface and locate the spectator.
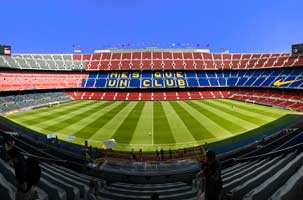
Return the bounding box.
[169,149,172,159]
[156,150,160,161]
[160,148,164,160]
[183,148,187,155]
[130,148,137,161]
[151,193,159,200]
[179,149,184,157]
[4,135,14,149]
[202,150,222,200]
[8,148,40,200]
[87,180,98,200]
[139,148,143,161]
[2,135,14,161]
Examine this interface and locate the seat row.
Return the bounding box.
[221,148,303,200]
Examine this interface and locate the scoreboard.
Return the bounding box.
[292,43,303,55]
[0,45,11,56]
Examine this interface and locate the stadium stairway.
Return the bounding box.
[221,144,303,200]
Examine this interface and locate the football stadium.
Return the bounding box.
[1,1,303,200]
[4,65,303,152]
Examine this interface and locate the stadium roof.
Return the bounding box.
[94,48,211,53]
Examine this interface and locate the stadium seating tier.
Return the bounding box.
[1,67,303,91]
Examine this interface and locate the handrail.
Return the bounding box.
[235,142,303,162]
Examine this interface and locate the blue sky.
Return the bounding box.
[1,0,302,53]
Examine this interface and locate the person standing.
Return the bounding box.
[160,148,164,161]
[203,151,222,200]
[139,148,143,161]
[169,149,172,160]
[8,148,41,200]
[130,148,137,161]
[155,150,160,161]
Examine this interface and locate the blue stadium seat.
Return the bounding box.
[95,79,106,88]
[198,78,210,86]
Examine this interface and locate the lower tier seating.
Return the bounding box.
[65,90,229,101]
[0,88,301,114]
[0,92,72,113]
[0,156,197,200]
[101,182,196,200]
[230,89,303,112]
[0,156,105,200]
[221,147,303,200]
[65,88,303,111]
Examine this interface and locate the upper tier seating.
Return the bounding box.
[0,52,303,71]
[76,52,303,71]
[0,54,85,70]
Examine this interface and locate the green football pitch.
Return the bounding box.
[5,99,303,151]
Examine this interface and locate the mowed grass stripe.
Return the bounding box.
[178,101,232,138]
[73,102,129,138]
[20,101,96,125]
[218,99,284,118]
[186,101,245,133]
[169,101,215,140]
[44,101,114,132]
[51,101,122,137]
[161,101,196,143]
[195,100,257,130]
[31,101,105,128]
[212,99,277,121]
[112,102,145,144]
[204,100,269,125]
[89,102,138,141]
[8,100,83,120]
[19,101,96,125]
[153,102,175,144]
[130,102,153,145]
